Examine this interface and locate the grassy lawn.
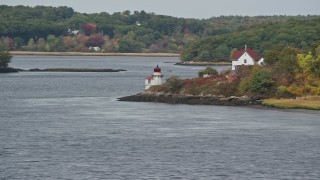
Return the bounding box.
[262,96,320,110]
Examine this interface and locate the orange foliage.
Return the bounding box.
[181,75,229,95]
[183,75,225,85]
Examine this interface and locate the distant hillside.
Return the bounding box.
[0,5,319,55]
[182,17,320,61]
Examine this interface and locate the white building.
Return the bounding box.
[68,29,80,36]
[145,65,163,90]
[231,45,264,70]
[89,46,101,51]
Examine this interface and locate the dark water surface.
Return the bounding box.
[1,56,320,179]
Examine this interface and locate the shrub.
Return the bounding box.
[276,86,295,98]
[165,76,185,93]
[238,66,275,95]
[235,65,253,78]
[198,50,211,61]
[250,69,275,94]
[286,85,320,97]
[214,82,240,96]
[198,67,218,77]
[0,47,12,68]
[148,85,170,93]
[238,77,251,94]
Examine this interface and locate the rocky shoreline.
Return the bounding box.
[118,92,264,106]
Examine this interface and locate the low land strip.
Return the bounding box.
[26,68,126,72]
[262,97,320,110]
[0,67,126,73]
[175,61,231,66]
[10,51,180,57]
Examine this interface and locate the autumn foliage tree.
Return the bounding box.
[263,45,320,97]
[297,51,320,79]
[83,23,97,36]
[265,45,301,85]
[2,37,14,50]
[85,35,106,47]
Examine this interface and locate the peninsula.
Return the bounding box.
[119,45,320,111]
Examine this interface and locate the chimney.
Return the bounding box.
[245,45,247,51]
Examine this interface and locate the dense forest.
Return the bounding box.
[0,5,320,62]
[0,5,211,53]
[181,17,320,62]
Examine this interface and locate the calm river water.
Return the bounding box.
[1,56,320,180]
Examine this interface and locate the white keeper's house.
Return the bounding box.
[231,45,264,70]
[145,65,163,90]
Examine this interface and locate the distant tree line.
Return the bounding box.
[181,18,320,62]
[0,5,211,53]
[0,5,319,58]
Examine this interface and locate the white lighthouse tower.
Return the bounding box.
[145,65,163,90]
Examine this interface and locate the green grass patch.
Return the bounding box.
[262,97,320,110]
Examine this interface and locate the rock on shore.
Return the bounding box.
[118,92,263,106]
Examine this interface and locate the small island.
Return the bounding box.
[25,68,126,72]
[0,48,127,73]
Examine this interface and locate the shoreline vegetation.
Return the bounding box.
[118,92,263,106]
[9,51,180,57]
[118,92,320,111]
[262,97,320,110]
[118,60,320,111]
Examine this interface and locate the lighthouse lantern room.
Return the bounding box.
[145,65,163,90]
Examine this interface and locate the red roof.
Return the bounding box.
[146,76,153,80]
[154,65,161,72]
[231,47,262,61]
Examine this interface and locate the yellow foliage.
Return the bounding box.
[286,84,320,96]
[277,86,287,92]
[297,52,313,69]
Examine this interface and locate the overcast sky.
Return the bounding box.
[1,0,320,19]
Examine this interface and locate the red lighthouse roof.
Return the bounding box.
[154,65,161,73]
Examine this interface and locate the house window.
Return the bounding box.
[244,59,247,64]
